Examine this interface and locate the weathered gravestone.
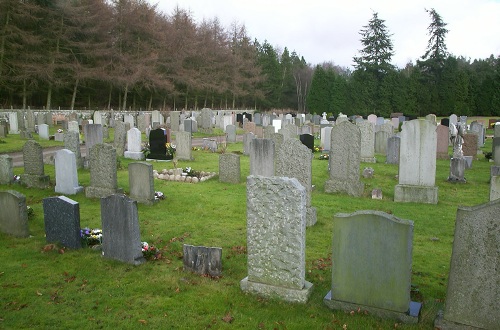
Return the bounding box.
[434,199,500,329]
[249,138,275,177]
[8,112,19,134]
[100,194,145,265]
[462,133,478,157]
[225,124,237,143]
[113,121,127,157]
[21,140,50,188]
[0,155,14,184]
[325,211,421,324]
[357,121,376,163]
[147,128,168,160]
[240,176,313,303]
[394,119,438,204]
[183,244,222,277]
[85,144,121,199]
[84,124,103,155]
[279,123,297,140]
[493,137,500,165]
[490,176,500,201]
[374,131,390,155]
[38,124,49,140]
[321,126,333,152]
[128,162,155,205]
[43,196,81,249]
[64,131,83,169]
[436,125,450,159]
[199,108,213,134]
[243,132,256,155]
[170,111,180,131]
[175,131,193,161]
[124,127,145,160]
[219,153,241,184]
[55,149,83,195]
[275,139,316,226]
[0,190,29,237]
[325,121,364,197]
[263,125,275,139]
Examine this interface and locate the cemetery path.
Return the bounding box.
[3,135,243,167]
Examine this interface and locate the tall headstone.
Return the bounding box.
[374,131,390,154]
[38,124,49,140]
[128,162,155,205]
[64,131,83,169]
[325,121,364,197]
[275,139,316,226]
[113,121,127,157]
[0,190,29,237]
[85,144,120,198]
[68,120,79,133]
[249,138,275,177]
[175,131,193,161]
[100,194,145,265]
[394,119,438,204]
[357,121,376,163]
[170,111,180,131]
[436,125,450,159]
[84,124,103,155]
[0,155,14,184]
[243,132,255,155]
[136,114,147,133]
[462,133,478,157]
[219,153,241,184]
[325,211,421,324]
[43,196,81,249]
[20,140,50,188]
[435,199,500,329]
[26,109,35,132]
[199,108,213,134]
[147,128,168,160]
[490,176,500,201]
[226,125,237,143]
[123,114,135,128]
[55,149,83,195]
[469,121,484,148]
[240,176,313,303]
[8,112,19,134]
[321,126,333,152]
[124,127,144,160]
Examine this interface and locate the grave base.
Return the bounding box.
[325,179,364,197]
[85,186,123,199]
[55,185,83,195]
[361,157,376,163]
[394,184,438,204]
[324,291,421,324]
[306,206,317,227]
[434,310,483,329]
[20,174,50,189]
[240,277,313,304]
[124,151,145,160]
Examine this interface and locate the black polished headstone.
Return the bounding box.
[299,134,315,152]
[440,118,450,127]
[148,128,167,160]
[43,196,81,249]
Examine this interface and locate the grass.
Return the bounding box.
[0,125,496,329]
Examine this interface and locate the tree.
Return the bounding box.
[420,8,449,72]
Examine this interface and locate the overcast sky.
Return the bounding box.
[154,0,500,69]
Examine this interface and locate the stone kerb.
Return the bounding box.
[241,175,313,303]
[0,190,29,237]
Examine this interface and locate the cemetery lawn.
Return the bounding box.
[0,132,495,329]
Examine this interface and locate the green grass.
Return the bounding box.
[0,130,495,329]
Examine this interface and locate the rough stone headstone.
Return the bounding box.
[436,125,450,159]
[279,123,297,140]
[55,149,83,195]
[0,155,14,184]
[462,133,478,157]
[43,196,81,249]
[113,121,127,157]
[175,131,193,161]
[85,144,120,198]
[84,124,103,155]
[394,119,438,204]
[64,131,83,169]
[100,194,145,265]
[362,167,374,178]
[325,211,420,324]
[199,108,213,134]
[219,153,240,184]
[263,125,275,139]
[21,140,50,188]
[124,128,144,160]
[147,128,168,160]
[434,199,500,329]
[357,121,376,163]
[0,190,29,237]
[240,176,313,303]
[136,114,147,133]
[249,139,275,177]
[275,139,316,226]
[38,124,49,140]
[325,121,364,196]
[26,110,35,132]
[371,189,383,199]
[183,244,222,276]
[226,124,237,143]
[202,138,217,152]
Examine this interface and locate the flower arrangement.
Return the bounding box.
[81,228,102,247]
[313,145,323,153]
[184,166,200,178]
[57,129,63,133]
[191,146,201,151]
[141,241,161,260]
[166,143,176,156]
[319,153,329,160]
[154,191,165,200]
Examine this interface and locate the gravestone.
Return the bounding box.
[226,124,237,143]
[170,111,180,131]
[68,120,79,133]
[124,127,145,160]
[493,137,500,165]
[199,108,213,134]
[325,211,421,324]
[113,121,127,157]
[272,119,282,133]
[0,190,29,237]
[394,119,438,204]
[85,144,120,199]
[279,123,297,140]
[254,113,262,126]
[275,139,316,226]
[490,176,500,201]
[184,118,197,133]
[0,155,14,184]
[357,121,376,163]
[241,176,313,303]
[26,109,35,132]
[219,153,241,184]
[321,126,333,152]
[147,128,168,160]
[374,131,390,154]
[123,114,135,128]
[449,114,458,126]
[325,121,364,196]
[100,194,145,265]
[175,131,193,161]
[434,199,500,329]
[249,138,275,177]
[299,134,314,152]
[8,112,19,134]
[84,124,103,155]
[136,114,147,133]
[469,121,484,148]
[440,118,450,127]
[202,138,217,152]
[128,162,155,205]
[462,134,478,157]
[425,114,436,123]
[183,244,222,277]
[43,196,81,249]
[21,140,50,188]
[367,114,377,124]
[436,125,450,159]
[55,149,83,195]
[38,124,49,140]
[263,125,275,139]
[64,131,83,169]
[243,132,256,155]
[93,110,102,125]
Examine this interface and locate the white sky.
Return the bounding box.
[154,0,500,69]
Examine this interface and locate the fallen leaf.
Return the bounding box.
[222,312,234,323]
[138,319,147,324]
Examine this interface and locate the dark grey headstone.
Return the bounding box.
[43,196,81,249]
[183,244,222,276]
[0,190,29,237]
[100,194,145,265]
[299,134,314,152]
[148,128,168,160]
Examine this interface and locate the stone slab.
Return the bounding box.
[394,184,438,204]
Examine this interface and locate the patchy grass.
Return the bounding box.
[0,129,495,329]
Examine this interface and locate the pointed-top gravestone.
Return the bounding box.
[43,196,81,249]
[0,190,29,237]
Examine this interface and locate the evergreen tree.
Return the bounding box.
[420,8,449,72]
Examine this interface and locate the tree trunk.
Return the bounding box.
[0,8,10,79]
[46,83,52,110]
[148,93,153,111]
[70,78,79,110]
[232,94,236,109]
[122,84,128,111]
[22,79,27,110]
